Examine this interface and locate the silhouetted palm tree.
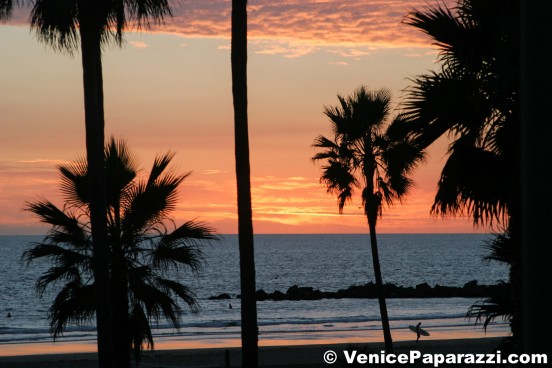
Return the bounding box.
[313,86,424,353]
[231,1,259,366]
[29,1,173,365]
[402,0,522,343]
[23,138,216,364]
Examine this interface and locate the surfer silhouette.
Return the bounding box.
[416,322,422,343]
[7,313,11,318]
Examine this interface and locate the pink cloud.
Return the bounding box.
[128,41,148,49]
[164,0,456,49]
[6,0,455,55]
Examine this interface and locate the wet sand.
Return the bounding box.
[0,337,505,367]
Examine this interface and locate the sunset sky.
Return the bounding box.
[0,0,483,235]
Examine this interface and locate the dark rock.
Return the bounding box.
[285,285,323,300]
[463,280,479,289]
[208,293,232,300]
[256,289,269,301]
[271,290,286,300]
[229,279,502,301]
[415,282,432,291]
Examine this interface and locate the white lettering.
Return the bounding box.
[410,350,421,361]
[343,350,357,364]
[434,354,445,367]
[398,354,409,364]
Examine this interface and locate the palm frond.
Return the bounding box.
[30,0,80,52]
[380,131,425,203]
[122,175,185,235]
[312,135,340,160]
[35,266,83,295]
[156,220,217,251]
[319,159,357,213]
[403,3,472,68]
[126,0,172,30]
[49,282,96,339]
[353,87,391,132]
[129,303,154,361]
[147,151,177,187]
[376,178,396,207]
[402,70,489,149]
[131,279,181,327]
[431,138,508,225]
[105,137,138,208]
[467,282,512,331]
[483,229,513,265]
[324,97,351,137]
[0,0,14,20]
[22,242,89,266]
[25,201,89,240]
[151,241,204,274]
[58,157,89,206]
[154,277,199,312]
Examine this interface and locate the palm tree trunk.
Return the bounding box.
[111,245,131,368]
[231,1,259,367]
[80,21,114,368]
[366,214,394,353]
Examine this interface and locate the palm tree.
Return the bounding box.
[23,138,217,365]
[312,86,424,353]
[231,0,258,367]
[28,1,173,365]
[402,0,522,343]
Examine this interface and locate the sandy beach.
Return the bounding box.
[0,337,505,367]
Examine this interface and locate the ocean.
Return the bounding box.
[0,234,510,347]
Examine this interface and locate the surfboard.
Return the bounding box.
[409,325,430,336]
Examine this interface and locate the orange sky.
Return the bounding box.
[0,0,485,235]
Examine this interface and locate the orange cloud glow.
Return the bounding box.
[166,1,454,46]
[7,1,455,57]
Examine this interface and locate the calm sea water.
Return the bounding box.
[0,234,509,345]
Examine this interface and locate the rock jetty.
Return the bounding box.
[208,280,502,301]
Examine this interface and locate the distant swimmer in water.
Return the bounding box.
[229,303,233,309]
[7,313,11,318]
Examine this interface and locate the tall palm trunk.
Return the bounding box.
[80,16,113,368]
[231,1,259,367]
[111,245,131,367]
[111,207,131,367]
[366,195,393,353]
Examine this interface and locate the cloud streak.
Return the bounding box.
[165,0,455,50]
[7,1,454,57]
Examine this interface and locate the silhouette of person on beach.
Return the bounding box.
[416,322,422,343]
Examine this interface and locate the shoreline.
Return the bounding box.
[0,337,506,367]
[0,324,508,357]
